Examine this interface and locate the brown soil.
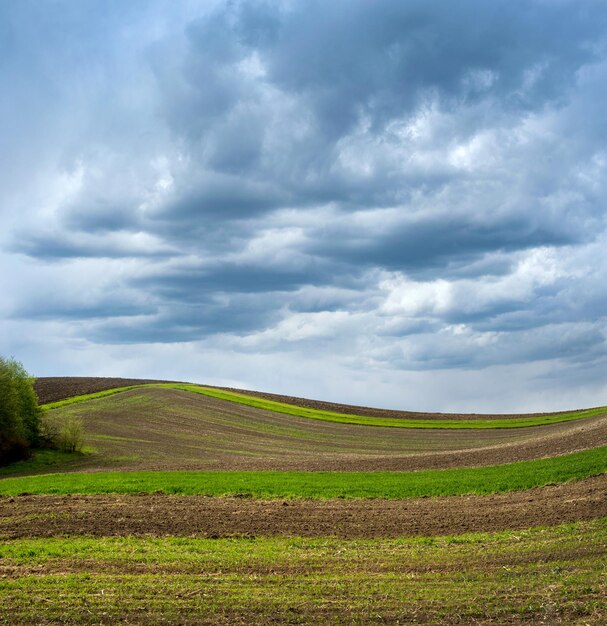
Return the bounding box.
[22,387,607,474]
[2,474,606,539]
[33,377,176,405]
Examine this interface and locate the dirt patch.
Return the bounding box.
[2,474,606,539]
[33,377,178,405]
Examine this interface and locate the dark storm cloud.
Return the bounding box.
[133,265,313,295]
[2,0,607,396]
[235,0,605,132]
[145,0,607,216]
[15,233,174,260]
[126,254,360,306]
[151,174,288,221]
[471,281,607,333]
[307,212,582,274]
[62,198,142,233]
[231,1,600,131]
[14,300,156,322]
[89,294,283,344]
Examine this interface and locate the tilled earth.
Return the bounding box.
[20,377,607,538]
[2,474,606,539]
[24,385,607,473]
[35,376,601,421]
[34,377,177,405]
[6,377,605,624]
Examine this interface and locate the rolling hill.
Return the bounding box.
[1,376,606,624]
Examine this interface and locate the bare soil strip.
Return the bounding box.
[2,474,605,539]
[33,377,175,405]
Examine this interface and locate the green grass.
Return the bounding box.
[1,519,606,624]
[41,382,607,429]
[1,445,605,497]
[0,449,91,478]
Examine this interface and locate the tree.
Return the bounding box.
[0,357,41,465]
[8,359,41,444]
[0,362,19,437]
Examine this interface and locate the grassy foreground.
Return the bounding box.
[1,446,605,497]
[41,382,607,429]
[1,519,606,624]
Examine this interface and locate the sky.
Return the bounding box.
[1,0,607,412]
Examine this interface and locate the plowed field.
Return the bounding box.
[2,474,606,539]
[1,376,605,624]
[27,384,607,473]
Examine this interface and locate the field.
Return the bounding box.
[1,377,606,624]
[2,521,606,624]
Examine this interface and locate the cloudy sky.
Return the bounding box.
[1,0,607,412]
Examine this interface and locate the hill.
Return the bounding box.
[25,377,607,473]
[1,376,606,624]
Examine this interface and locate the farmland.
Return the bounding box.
[1,520,606,625]
[1,376,606,624]
[25,384,607,473]
[40,381,607,429]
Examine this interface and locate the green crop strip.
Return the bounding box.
[41,382,607,429]
[1,445,605,497]
[41,385,144,410]
[2,518,605,563]
[1,520,606,624]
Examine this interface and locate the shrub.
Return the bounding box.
[39,413,84,453]
[59,416,84,453]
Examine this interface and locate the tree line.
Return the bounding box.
[0,356,85,467]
